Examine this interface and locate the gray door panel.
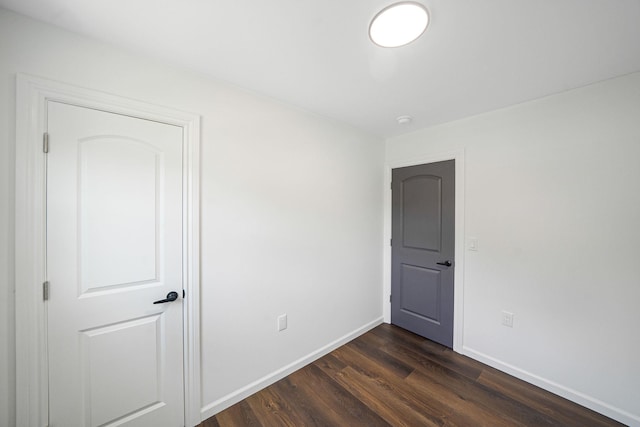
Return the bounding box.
[391,160,455,348]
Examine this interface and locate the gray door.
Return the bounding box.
[391,160,455,348]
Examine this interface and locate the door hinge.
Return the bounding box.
[390,238,393,246]
[182,289,185,298]
[390,294,392,303]
[43,132,49,153]
[43,281,49,301]
[390,181,392,190]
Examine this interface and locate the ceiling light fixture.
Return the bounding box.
[369,2,430,48]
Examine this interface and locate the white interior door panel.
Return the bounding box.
[46,101,185,427]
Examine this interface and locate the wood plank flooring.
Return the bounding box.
[200,324,624,427]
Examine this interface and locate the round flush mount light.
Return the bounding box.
[369,2,430,48]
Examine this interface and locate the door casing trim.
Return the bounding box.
[14,73,202,427]
[383,150,465,352]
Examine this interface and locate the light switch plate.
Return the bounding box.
[468,237,478,251]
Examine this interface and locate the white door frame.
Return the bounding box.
[14,74,202,427]
[383,150,465,352]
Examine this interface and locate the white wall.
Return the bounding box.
[386,72,640,426]
[0,8,384,426]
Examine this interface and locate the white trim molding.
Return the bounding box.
[200,317,384,421]
[383,150,465,353]
[462,346,640,427]
[14,74,202,427]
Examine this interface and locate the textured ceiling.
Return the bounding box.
[2,0,640,137]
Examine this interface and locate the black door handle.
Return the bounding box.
[153,291,179,304]
[436,261,452,267]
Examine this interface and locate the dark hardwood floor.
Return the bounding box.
[200,324,624,427]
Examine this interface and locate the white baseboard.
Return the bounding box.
[200,317,384,422]
[462,346,640,427]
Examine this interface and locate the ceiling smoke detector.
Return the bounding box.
[369,2,430,48]
[397,115,413,125]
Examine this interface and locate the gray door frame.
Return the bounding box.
[383,150,465,352]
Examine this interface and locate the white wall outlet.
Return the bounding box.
[501,311,514,328]
[468,237,479,251]
[277,314,287,331]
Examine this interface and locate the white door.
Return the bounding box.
[46,101,185,427]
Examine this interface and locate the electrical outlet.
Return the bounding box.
[277,314,287,331]
[501,311,514,328]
